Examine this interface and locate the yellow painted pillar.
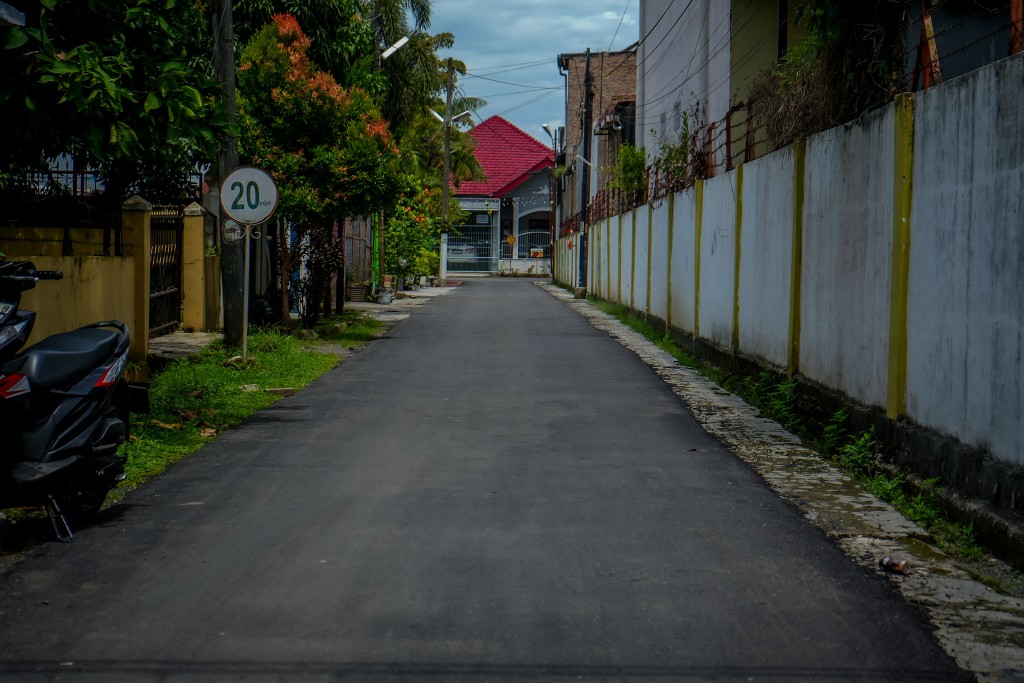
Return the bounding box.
[121,195,152,360]
[181,201,219,331]
[182,203,208,332]
[788,139,807,377]
[887,93,916,419]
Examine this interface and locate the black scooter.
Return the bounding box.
[0,260,148,540]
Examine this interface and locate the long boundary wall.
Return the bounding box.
[553,53,1024,516]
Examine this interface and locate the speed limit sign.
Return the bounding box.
[219,166,279,363]
[220,166,278,225]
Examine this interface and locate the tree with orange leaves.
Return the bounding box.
[238,14,400,326]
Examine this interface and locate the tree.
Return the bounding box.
[234,0,379,92]
[237,14,400,326]
[0,0,231,198]
[401,95,485,188]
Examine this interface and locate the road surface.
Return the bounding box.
[0,279,966,682]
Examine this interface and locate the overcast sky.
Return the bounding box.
[429,0,639,144]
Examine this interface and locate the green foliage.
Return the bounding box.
[821,407,848,456]
[238,14,401,326]
[0,0,231,195]
[750,1,907,151]
[839,430,878,478]
[401,102,484,192]
[411,247,439,277]
[744,372,803,434]
[234,0,378,92]
[606,143,646,195]
[650,105,706,191]
[383,176,441,277]
[238,15,399,223]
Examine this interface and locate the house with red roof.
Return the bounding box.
[447,116,554,274]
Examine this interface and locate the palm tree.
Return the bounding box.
[370,0,430,43]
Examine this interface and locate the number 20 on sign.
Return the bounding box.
[220,166,278,226]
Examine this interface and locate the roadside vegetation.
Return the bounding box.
[0,313,381,551]
[118,314,381,497]
[592,299,1023,595]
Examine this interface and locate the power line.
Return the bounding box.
[469,58,551,75]
[476,87,564,98]
[608,0,632,50]
[464,72,563,89]
[497,88,560,117]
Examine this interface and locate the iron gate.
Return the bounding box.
[448,223,497,273]
[149,206,184,337]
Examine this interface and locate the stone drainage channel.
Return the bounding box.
[538,282,1024,683]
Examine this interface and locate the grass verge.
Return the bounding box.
[0,312,381,552]
[116,314,382,499]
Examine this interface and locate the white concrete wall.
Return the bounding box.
[620,211,634,306]
[698,173,739,348]
[610,215,618,303]
[506,259,550,275]
[906,56,1024,466]
[592,219,607,299]
[554,234,577,288]
[738,149,795,368]
[633,206,650,311]
[579,52,1024,470]
[649,200,671,322]
[800,106,894,408]
[669,190,697,334]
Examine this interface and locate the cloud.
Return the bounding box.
[430,0,638,141]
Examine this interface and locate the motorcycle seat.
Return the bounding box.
[17,328,121,391]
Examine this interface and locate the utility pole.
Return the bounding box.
[372,0,385,296]
[440,57,454,285]
[211,0,242,346]
[579,49,593,292]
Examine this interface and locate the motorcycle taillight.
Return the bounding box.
[0,372,30,399]
[95,352,128,389]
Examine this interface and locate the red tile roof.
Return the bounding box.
[454,115,554,197]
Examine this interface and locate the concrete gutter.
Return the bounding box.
[539,282,1024,683]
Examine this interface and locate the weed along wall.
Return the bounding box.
[553,53,1024,515]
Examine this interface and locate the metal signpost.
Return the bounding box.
[219,166,278,361]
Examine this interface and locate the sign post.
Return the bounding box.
[505,234,516,274]
[219,166,278,360]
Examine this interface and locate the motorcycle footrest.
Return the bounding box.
[9,456,80,486]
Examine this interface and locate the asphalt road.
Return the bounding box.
[0,279,968,682]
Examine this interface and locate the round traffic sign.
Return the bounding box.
[220,166,278,225]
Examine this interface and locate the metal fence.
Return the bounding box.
[448,223,497,273]
[149,206,184,337]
